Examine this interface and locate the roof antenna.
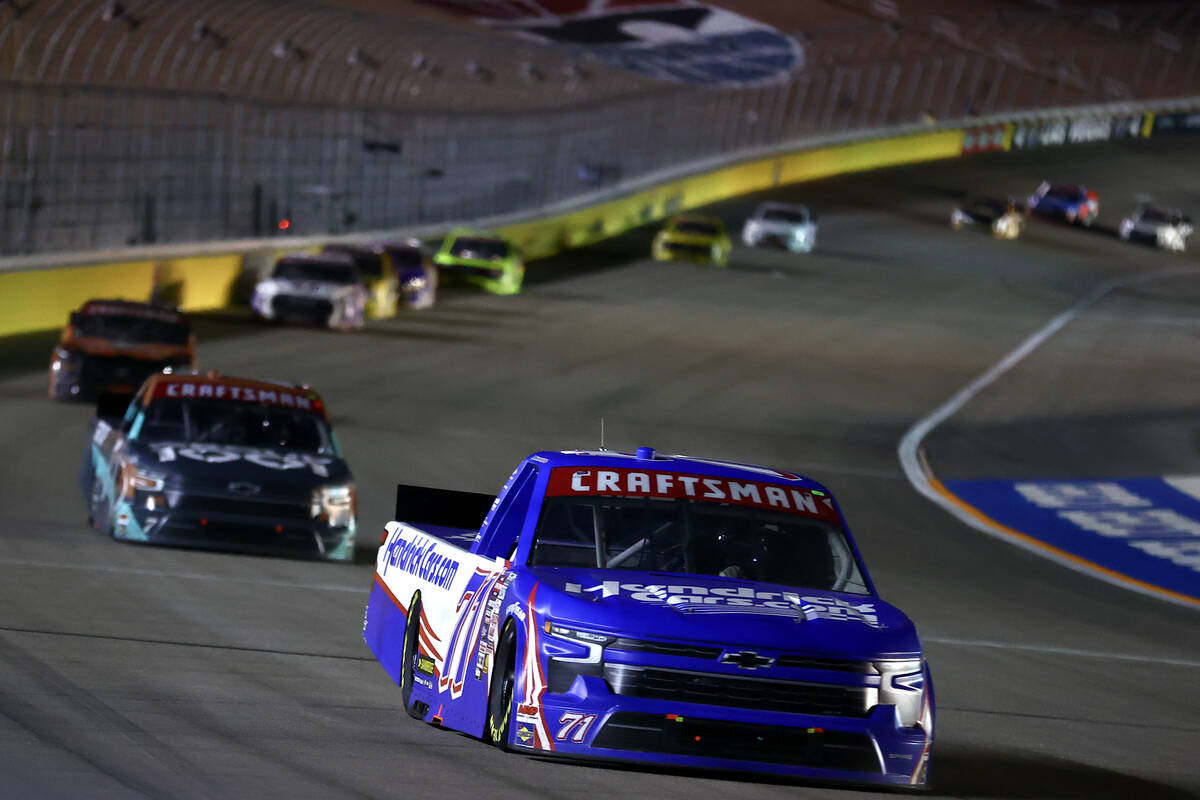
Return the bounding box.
[600,417,606,451]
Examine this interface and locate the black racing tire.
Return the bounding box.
[399,592,425,720]
[485,623,517,750]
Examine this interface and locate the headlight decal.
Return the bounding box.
[873,658,926,728]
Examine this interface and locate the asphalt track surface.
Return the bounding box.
[2,137,1199,800]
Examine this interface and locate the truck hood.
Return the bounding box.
[129,440,351,489]
[256,278,358,300]
[528,566,921,660]
[745,219,812,234]
[659,230,721,246]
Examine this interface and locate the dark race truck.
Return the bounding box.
[50,299,194,400]
[85,373,356,561]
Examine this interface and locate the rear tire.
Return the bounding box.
[485,624,516,750]
[400,592,426,720]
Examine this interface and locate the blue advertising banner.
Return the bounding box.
[943,476,1200,605]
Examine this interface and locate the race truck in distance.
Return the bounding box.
[1119,205,1193,251]
[251,253,369,329]
[377,239,438,310]
[50,300,194,401]
[741,202,817,252]
[320,243,400,319]
[85,372,356,561]
[364,448,933,789]
[950,197,1023,239]
[432,229,525,295]
[652,214,732,266]
[1027,182,1099,226]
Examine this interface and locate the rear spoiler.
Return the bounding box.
[394,484,496,531]
[95,392,134,422]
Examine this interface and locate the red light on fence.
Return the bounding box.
[278,218,291,230]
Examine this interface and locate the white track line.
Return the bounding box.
[897,264,1200,609]
[0,556,364,593]
[925,636,1200,669]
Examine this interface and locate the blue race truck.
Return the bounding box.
[363,447,934,788]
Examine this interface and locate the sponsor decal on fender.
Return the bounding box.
[546,466,839,521]
[381,531,461,591]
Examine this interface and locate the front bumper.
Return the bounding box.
[653,240,721,264]
[51,356,178,400]
[529,684,930,788]
[436,262,521,295]
[112,495,355,561]
[742,226,814,252]
[257,294,336,327]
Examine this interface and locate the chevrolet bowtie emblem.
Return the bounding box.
[720,650,775,670]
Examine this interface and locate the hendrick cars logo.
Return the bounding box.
[421,0,803,86]
[564,580,882,626]
[381,531,460,591]
[228,482,261,496]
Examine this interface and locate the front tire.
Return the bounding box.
[400,592,426,720]
[486,623,516,750]
[89,474,112,535]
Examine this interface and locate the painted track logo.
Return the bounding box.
[420,1,803,86]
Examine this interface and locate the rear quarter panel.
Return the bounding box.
[366,521,518,735]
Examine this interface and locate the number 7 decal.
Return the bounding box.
[556,712,597,743]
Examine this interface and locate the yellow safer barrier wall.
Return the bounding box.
[0,254,243,337]
[498,129,963,260]
[0,128,963,337]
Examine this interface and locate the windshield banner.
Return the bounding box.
[545,466,839,521]
[152,380,321,411]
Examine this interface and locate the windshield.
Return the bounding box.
[1048,185,1084,200]
[387,246,424,270]
[760,207,808,224]
[272,260,359,285]
[674,220,720,236]
[531,495,869,594]
[323,247,383,278]
[137,398,337,454]
[449,236,508,260]
[72,314,189,346]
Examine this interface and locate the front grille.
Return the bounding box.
[592,712,881,772]
[775,655,874,674]
[604,664,867,717]
[443,263,504,280]
[664,242,712,257]
[173,494,312,521]
[608,638,723,660]
[272,295,332,320]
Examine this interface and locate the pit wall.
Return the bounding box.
[3,102,1195,339]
